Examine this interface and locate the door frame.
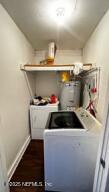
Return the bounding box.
[93,78,109,192]
[0,115,9,192]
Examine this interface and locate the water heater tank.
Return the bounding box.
[60,81,81,110]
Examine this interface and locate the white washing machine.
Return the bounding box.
[44,108,101,192]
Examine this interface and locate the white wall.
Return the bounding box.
[83,9,109,122]
[35,50,83,64]
[35,50,82,97]
[0,4,35,176]
[35,71,60,97]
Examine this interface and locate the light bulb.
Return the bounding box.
[47,0,73,26]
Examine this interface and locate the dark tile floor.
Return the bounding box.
[9,140,44,192]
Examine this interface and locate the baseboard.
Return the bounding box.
[8,135,31,181]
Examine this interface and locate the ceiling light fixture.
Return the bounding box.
[48,0,76,26]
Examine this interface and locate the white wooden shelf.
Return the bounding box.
[20,64,93,74]
[21,64,74,72]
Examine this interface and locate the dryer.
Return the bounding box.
[44,108,101,192]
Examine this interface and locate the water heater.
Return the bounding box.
[60,81,81,110]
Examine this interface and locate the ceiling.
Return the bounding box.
[0,0,109,50]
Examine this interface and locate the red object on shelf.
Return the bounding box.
[50,94,57,104]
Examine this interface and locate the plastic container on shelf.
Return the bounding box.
[47,42,57,64]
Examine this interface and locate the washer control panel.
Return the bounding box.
[75,108,101,132]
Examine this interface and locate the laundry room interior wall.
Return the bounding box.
[34,50,83,64]
[35,50,83,97]
[0,4,35,178]
[83,8,109,122]
[35,71,60,97]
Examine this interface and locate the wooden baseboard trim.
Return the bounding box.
[8,135,31,181]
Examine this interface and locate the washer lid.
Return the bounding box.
[48,112,84,129]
